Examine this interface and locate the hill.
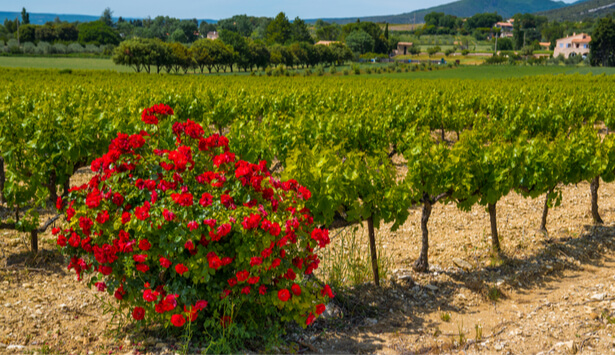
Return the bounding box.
[306,0,569,24]
[535,0,615,21]
[0,11,217,25]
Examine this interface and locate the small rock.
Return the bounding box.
[496,279,505,287]
[453,258,473,271]
[424,284,438,292]
[590,312,600,320]
[7,345,24,350]
[365,318,378,325]
[398,275,415,286]
[22,283,33,289]
[591,293,606,301]
[494,343,503,351]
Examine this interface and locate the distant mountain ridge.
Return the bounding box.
[535,0,615,21]
[305,0,569,24]
[0,11,217,25]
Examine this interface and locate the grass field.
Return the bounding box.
[0,56,132,72]
[3,56,615,80]
[370,65,615,79]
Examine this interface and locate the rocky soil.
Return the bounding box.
[1,171,615,354]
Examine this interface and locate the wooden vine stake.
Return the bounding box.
[367,216,380,287]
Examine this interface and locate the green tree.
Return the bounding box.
[384,23,389,40]
[18,24,36,43]
[248,40,270,70]
[178,20,198,42]
[169,28,188,43]
[166,42,192,73]
[100,7,114,27]
[78,21,121,45]
[291,17,313,43]
[329,42,353,65]
[267,12,291,44]
[21,7,29,25]
[590,17,615,67]
[220,30,250,71]
[427,45,441,57]
[55,23,79,42]
[345,29,374,54]
[269,44,293,67]
[316,24,341,41]
[191,38,215,73]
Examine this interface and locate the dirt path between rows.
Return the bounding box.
[1,172,615,354]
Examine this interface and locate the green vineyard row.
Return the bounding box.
[1,68,614,278]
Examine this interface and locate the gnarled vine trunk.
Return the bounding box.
[590,177,603,224]
[539,188,553,233]
[414,199,432,272]
[0,156,4,204]
[367,216,380,287]
[488,202,500,253]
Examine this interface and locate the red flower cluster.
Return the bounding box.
[57,104,333,331]
[141,103,174,125]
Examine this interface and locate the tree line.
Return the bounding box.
[112,37,353,74]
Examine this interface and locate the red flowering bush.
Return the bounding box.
[56,104,333,332]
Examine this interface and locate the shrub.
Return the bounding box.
[56,104,334,336]
[329,65,337,75]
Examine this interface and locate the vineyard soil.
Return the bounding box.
[1,168,615,353]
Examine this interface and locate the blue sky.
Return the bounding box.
[5,0,577,20]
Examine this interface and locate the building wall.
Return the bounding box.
[553,34,590,58]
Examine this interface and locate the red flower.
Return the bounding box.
[278,289,291,302]
[129,134,145,149]
[220,315,232,328]
[184,240,195,251]
[321,284,335,298]
[159,257,172,268]
[121,212,131,224]
[112,193,124,206]
[135,202,150,220]
[241,286,251,294]
[228,277,237,287]
[207,253,222,270]
[138,239,151,251]
[85,189,102,209]
[99,265,112,275]
[187,221,199,231]
[57,235,67,247]
[133,254,147,263]
[171,192,193,207]
[96,210,109,224]
[66,206,75,221]
[171,314,186,327]
[291,284,301,296]
[250,257,263,267]
[132,307,145,320]
[195,300,208,311]
[143,289,158,302]
[56,197,63,210]
[199,192,213,207]
[136,263,149,273]
[306,313,315,326]
[259,285,267,295]
[316,304,326,315]
[220,194,235,209]
[236,270,249,282]
[247,276,260,285]
[162,209,175,221]
[95,282,107,292]
[175,264,189,275]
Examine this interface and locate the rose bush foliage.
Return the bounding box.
[55,104,334,330]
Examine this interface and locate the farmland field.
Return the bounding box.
[0,56,132,72]
[1,67,615,354]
